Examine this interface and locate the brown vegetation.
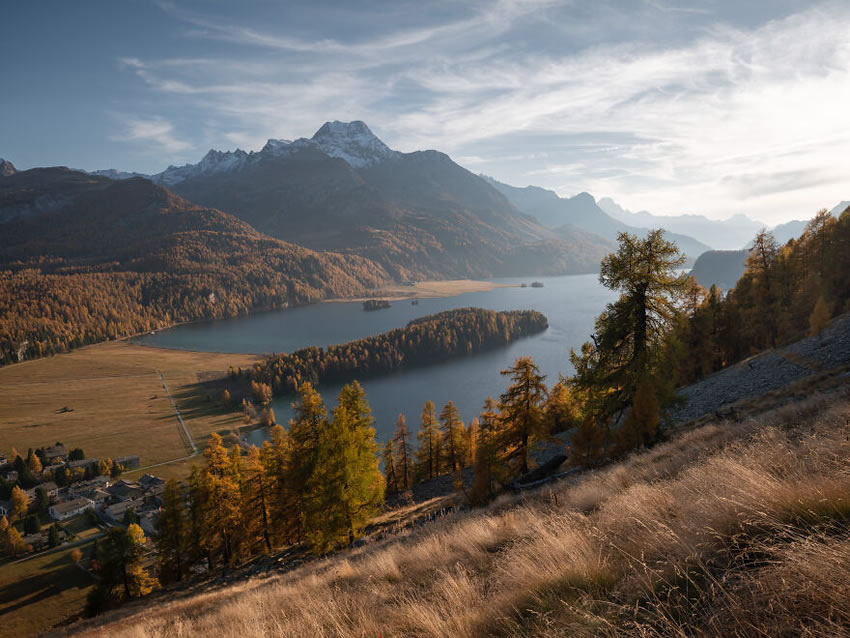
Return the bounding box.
[63,391,850,637]
[0,169,390,365]
[0,340,259,479]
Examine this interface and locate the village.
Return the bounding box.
[0,443,165,555]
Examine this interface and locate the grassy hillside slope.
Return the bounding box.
[63,390,850,637]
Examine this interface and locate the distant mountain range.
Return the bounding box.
[484,178,710,263]
[689,202,848,290]
[7,120,846,292]
[0,167,387,292]
[90,121,614,279]
[597,198,765,251]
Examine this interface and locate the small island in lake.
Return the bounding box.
[363,299,392,311]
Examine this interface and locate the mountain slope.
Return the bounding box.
[149,122,611,279]
[598,197,764,250]
[60,390,850,637]
[0,158,15,177]
[487,178,711,262]
[831,201,850,216]
[688,248,750,291]
[0,167,389,364]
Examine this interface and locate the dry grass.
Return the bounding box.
[0,539,98,637]
[61,391,850,637]
[0,341,258,479]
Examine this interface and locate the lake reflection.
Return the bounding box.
[136,274,618,442]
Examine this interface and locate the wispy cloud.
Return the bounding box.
[111,117,192,154]
[118,1,850,223]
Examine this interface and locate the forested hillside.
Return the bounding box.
[674,209,850,383]
[0,168,389,364]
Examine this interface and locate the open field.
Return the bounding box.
[0,341,259,480]
[64,392,850,637]
[0,539,98,636]
[324,278,514,302]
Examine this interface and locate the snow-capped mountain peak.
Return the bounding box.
[310,120,398,168]
[92,121,398,186]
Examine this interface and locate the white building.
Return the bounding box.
[49,497,94,521]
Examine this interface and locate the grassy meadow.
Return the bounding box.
[64,392,850,637]
[0,539,98,636]
[0,341,259,480]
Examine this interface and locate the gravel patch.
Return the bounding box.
[669,313,850,424]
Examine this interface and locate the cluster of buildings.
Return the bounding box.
[50,474,165,534]
[1,444,164,547]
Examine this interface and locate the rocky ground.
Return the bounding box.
[670,313,850,424]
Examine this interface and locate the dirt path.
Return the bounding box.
[158,370,198,456]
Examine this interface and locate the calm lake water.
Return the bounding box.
[136,274,618,443]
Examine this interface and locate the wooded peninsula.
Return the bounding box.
[246,308,549,396]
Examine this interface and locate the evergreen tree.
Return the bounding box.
[544,380,580,433]
[24,514,40,535]
[261,425,295,545]
[382,439,398,496]
[392,414,413,492]
[10,485,27,521]
[469,397,503,505]
[199,434,242,565]
[439,401,464,473]
[415,400,441,481]
[156,479,189,584]
[570,230,687,421]
[2,518,29,556]
[571,417,605,466]
[48,523,60,547]
[498,357,548,475]
[27,449,42,474]
[87,524,157,615]
[13,456,36,488]
[35,486,49,513]
[618,377,661,453]
[303,385,384,553]
[285,382,327,540]
[243,445,274,554]
[809,295,831,337]
[187,466,210,570]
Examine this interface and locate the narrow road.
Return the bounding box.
[7,531,104,565]
[157,370,198,456]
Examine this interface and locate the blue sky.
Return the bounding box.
[2,0,848,224]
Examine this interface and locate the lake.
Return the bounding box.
[135,274,618,442]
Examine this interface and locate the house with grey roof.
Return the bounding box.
[49,497,93,521]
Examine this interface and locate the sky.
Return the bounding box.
[1,0,848,225]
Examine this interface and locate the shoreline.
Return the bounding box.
[323,279,516,304]
[2,279,517,366]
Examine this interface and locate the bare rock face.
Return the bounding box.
[0,158,16,177]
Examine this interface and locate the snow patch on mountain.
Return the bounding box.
[154,148,251,186]
[89,168,149,180]
[0,158,16,177]
[91,121,399,186]
[310,120,398,168]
